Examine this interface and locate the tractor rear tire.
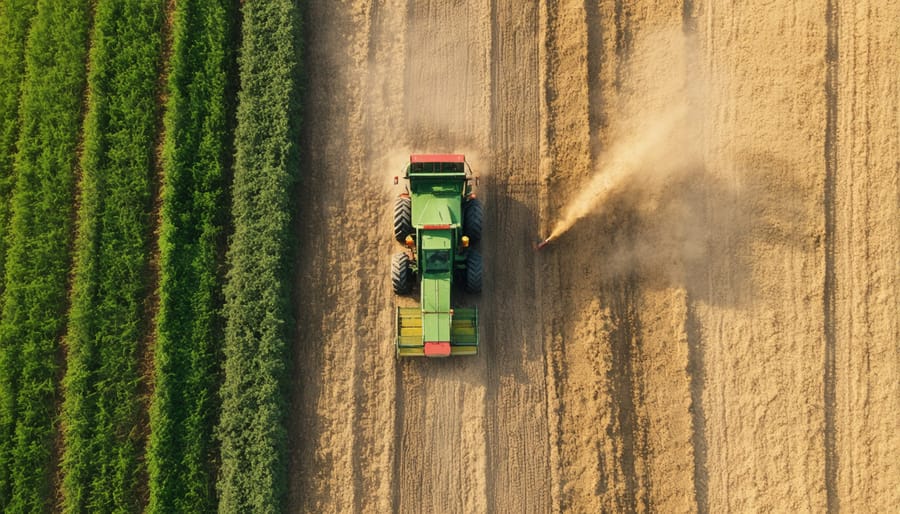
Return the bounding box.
[394,196,413,243]
[465,249,483,293]
[392,252,412,294]
[464,198,483,243]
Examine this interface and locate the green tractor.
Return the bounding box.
[392,154,482,357]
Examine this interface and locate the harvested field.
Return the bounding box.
[290,1,899,512]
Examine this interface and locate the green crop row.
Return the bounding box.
[0,0,37,310]
[0,0,38,506]
[60,0,163,511]
[0,1,91,510]
[216,0,302,511]
[146,0,235,512]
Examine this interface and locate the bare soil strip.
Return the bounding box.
[483,0,551,511]
[292,1,899,511]
[539,0,602,508]
[833,1,900,511]
[394,2,491,512]
[135,0,175,507]
[696,1,829,511]
[823,0,839,511]
[51,3,98,510]
[681,3,710,514]
[290,1,385,511]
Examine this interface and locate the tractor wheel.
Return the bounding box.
[465,249,483,293]
[394,196,413,243]
[392,252,412,294]
[464,198,483,243]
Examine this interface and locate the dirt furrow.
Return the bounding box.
[616,3,701,512]
[823,0,839,511]
[682,7,710,513]
[291,1,388,511]
[135,0,175,506]
[393,1,492,512]
[52,3,98,508]
[539,1,707,510]
[832,1,900,510]
[539,1,658,510]
[607,278,651,512]
[538,0,603,509]
[684,296,709,514]
[482,0,551,512]
[694,1,829,511]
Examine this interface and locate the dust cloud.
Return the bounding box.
[542,27,743,285]
[546,103,691,242]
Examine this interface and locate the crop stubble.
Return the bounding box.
[293,1,899,512]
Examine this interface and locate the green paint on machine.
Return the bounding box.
[391,154,482,357]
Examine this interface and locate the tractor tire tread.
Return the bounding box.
[464,198,483,243]
[392,252,412,294]
[466,250,483,293]
[394,197,413,243]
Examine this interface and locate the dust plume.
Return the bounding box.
[546,104,690,241]
[542,25,710,248]
[541,26,741,285]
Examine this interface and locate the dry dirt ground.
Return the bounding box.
[289,1,898,512]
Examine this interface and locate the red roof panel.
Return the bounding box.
[410,154,465,163]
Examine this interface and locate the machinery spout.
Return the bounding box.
[535,237,552,250]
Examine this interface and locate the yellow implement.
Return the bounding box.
[395,306,478,357]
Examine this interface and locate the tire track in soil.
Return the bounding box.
[695,6,737,509]
[290,1,390,511]
[394,1,491,512]
[351,0,409,511]
[482,0,550,511]
[695,5,745,503]
[832,1,900,510]
[823,0,839,511]
[681,1,710,513]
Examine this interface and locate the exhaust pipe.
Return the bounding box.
[535,237,552,251]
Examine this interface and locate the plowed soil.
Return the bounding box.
[289,1,899,512]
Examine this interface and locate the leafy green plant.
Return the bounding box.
[0,0,37,307]
[0,0,39,506]
[216,1,302,511]
[146,0,235,511]
[0,2,91,509]
[60,0,163,511]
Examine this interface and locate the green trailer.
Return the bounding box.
[392,154,482,357]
